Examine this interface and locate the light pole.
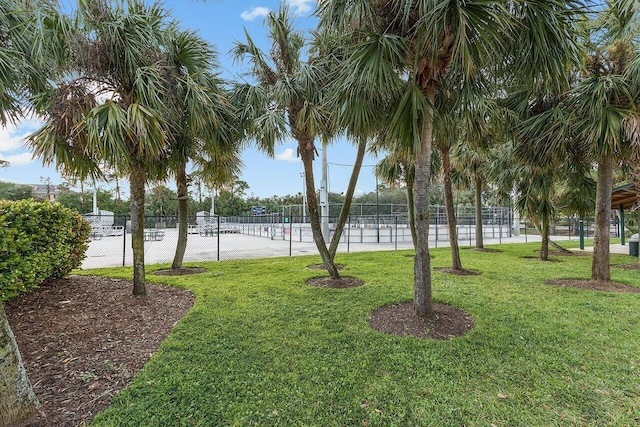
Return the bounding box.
[300,171,306,222]
[320,146,329,242]
[375,174,380,243]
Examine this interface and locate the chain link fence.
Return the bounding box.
[81,207,620,268]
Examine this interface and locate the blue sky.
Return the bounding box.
[0,0,380,199]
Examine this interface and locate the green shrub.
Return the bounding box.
[0,199,91,300]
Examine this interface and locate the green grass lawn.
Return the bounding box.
[84,241,640,426]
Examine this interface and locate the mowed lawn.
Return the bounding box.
[84,241,640,426]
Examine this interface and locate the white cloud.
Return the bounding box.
[276,148,300,163]
[0,152,34,166]
[0,116,43,152]
[286,0,315,15]
[240,6,270,21]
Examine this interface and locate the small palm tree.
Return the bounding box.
[233,6,341,278]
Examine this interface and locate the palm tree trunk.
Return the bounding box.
[328,138,366,260]
[172,164,189,269]
[474,173,484,249]
[441,146,462,270]
[1,302,40,425]
[300,140,340,279]
[592,156,613,281]
[540,216,550,261]
[413,84,436,318]
[406,180,417,248]
[130,163,147,296]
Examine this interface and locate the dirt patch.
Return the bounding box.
[434,267,481,276]
[614,263,640,270]
[521,256,562,262]
[306,276,364,289]
[464,248,502,253]
[368,301,474,340]
[551,250,589,257]
[307,264,345,270]
[152,267,207,276]
[546,279,640,293]
[5,276,194,427]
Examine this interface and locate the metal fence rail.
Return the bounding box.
[80,210,619,269]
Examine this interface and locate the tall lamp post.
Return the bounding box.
[375,175,380,243]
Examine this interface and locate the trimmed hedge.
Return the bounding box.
[0,199,91,300]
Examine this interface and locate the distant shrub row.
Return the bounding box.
[0,199,91,300]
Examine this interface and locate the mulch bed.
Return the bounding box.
[614,263,640,270]
[464,248,503,253]
[368,301,474,340]
[546,279,640,293]
[5,276,194,427]
[306,276,364,288]
[152,267,207,276]
[433,267,481,276]
[551,250,589,256]
[521,256,563,262]
[307,264,345,270]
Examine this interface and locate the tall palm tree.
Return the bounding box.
[233,6,340,278]
[30,0,178,296]
[318,0,584,317]
[155,28,240,270]
[0,0,64,422]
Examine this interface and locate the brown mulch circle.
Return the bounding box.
[5,276,194,427]
[306,276,364,289]
[434,267,481,276]
[152,267,207,276]
[521,256,563,262]
[546,279,640,293]
[306,264,345,270]
[614,263,640,270]
[368,301,474,340]
[464,248,503,253]
[550,250,590,257]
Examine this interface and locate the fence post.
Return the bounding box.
[435,212,438,248]
[289,216,293,256]
[347,216,351,253]
[524,218,528,243]
[579,218,584,250]
[499,213,502,244]
[395,215,398,250]
[217,214,220,261]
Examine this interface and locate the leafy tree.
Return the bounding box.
[0,182,34,201]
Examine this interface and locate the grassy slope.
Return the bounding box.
[86,241,640,426]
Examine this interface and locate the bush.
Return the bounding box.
[0,199,91,300]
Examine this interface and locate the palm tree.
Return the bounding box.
[233,6,340,278]
[0,0,64,422]
[155,28,240,270]
[29,0,178,296]
[318,0,584,317]
[374,150,417,247]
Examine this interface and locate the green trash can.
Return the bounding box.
[629,234,639,257]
